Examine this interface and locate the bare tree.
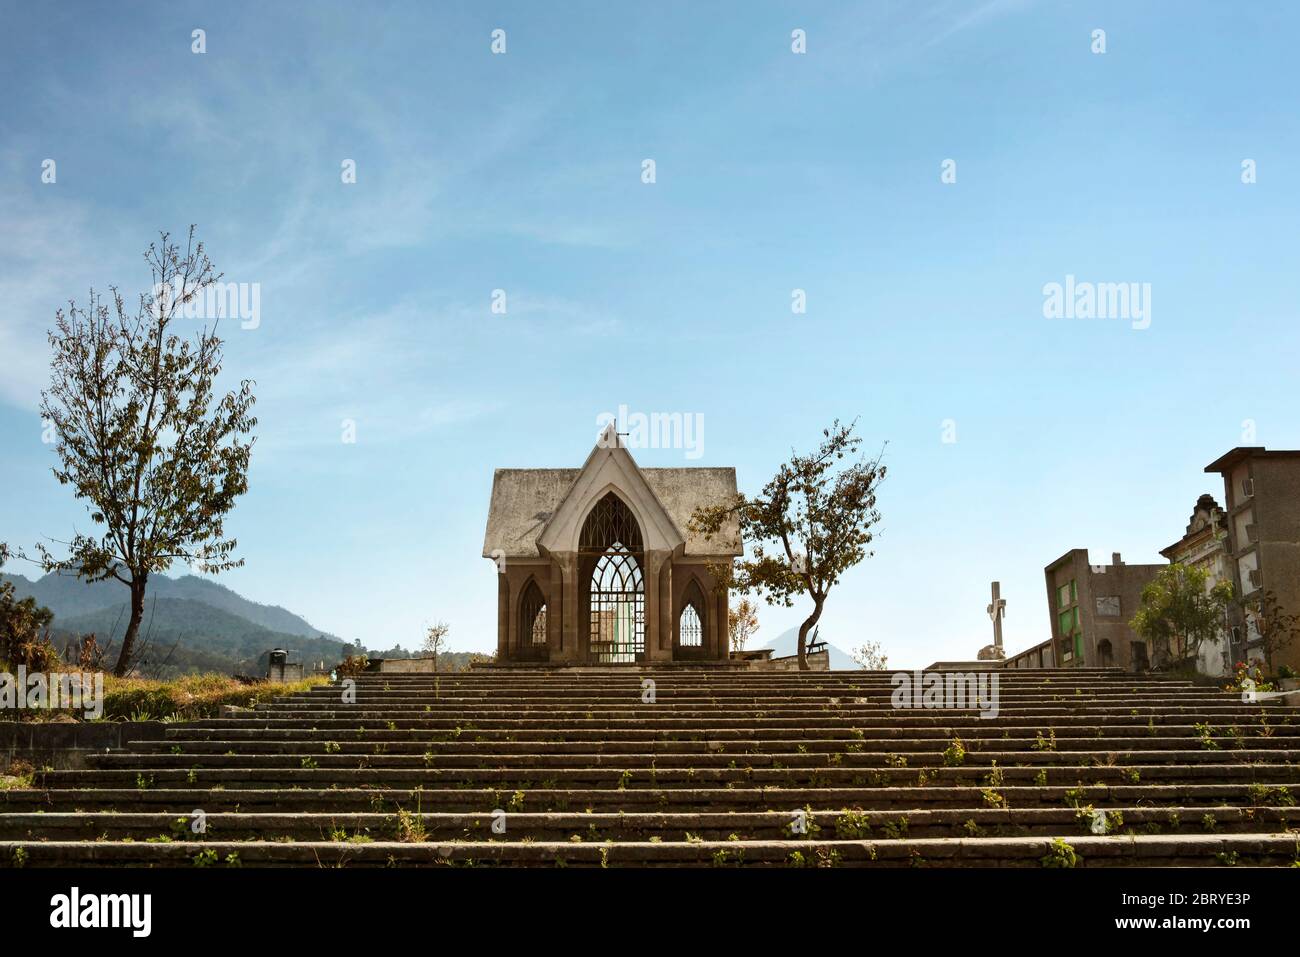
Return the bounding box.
[424,621,450,671]
[727,598,760,654]
[1244,589,1300,674]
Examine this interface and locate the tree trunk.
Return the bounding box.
[113,578,147,677]
[796,599,825,672]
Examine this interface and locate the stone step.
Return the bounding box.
[177,708,1282,731]
[3,782,1280,813]
[35,764,1300,790]
[85,748,1300,770]
[4,833,1297,867]
[134,734,1300,755]
[1,805,1293,843]
[9,670,1293,867]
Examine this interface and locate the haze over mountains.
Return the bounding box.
[1,570,357,677]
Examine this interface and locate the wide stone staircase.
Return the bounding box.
[3,668,1299,866]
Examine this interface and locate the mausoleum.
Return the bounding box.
[482,424,741,664]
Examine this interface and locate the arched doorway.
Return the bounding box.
[1096,638,1113,668]
[581,493,645,663]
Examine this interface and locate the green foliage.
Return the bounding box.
[1129,563,1234,668]
[689,420,886,669]
[101,673,326,721]
[0,547,59,670]
[35,228,257,676]
[1041,838,1078,868]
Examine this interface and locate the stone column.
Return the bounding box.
[548,556,564,657]
[558,552,581,664]
[714,586,729,661]
[642,550,669,663]
[496,573,510,661]
[659,558,673,654]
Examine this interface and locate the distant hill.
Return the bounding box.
[1,569,486,679]
[1,570,331,639]
[752,626,860,670]
[50,597,352,677]
[2,570,352,678]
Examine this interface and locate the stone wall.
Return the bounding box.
[0,721,167,772]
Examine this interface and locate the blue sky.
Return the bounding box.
[1,1,1297,663]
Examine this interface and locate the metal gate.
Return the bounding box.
[589,544,645,663]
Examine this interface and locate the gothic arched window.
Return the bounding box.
[580,493,643,553]
[678,579,706,647]
[520,580,547,648]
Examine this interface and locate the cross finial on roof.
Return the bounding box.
[597,420,622,449]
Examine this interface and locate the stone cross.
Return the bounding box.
[986,581,1006,655]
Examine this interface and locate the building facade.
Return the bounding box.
[1042,549,1163,671]
[482,425,742,665]
[1205,447,1300,673]
[1159,493,1232,676]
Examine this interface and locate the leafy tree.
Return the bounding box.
[690,420,886,671]
[424,622,450,671]
[1243,589,1300,674]
[727,598,760,654]
[33,228,257,676]
[1129,563,1234,669]
[0,544,59,670]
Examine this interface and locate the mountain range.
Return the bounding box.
[1,569,355,677]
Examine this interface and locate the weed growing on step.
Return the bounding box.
[943,735,966,767]
[984,762,1004,789]
[1194,723,1219,750]
[135,773,153,790]
[1041,838,1078,868]
[1248,784,1295,807]
[1034,768,1049,786]
[1032,729,1057,752]
[1202,813,1218,832]
[835,810,871,839]
[881,816,909,840]
[885,753,907,768]
[396,808,427,842]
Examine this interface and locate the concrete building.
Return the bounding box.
[1205,447,1300,674]
[1159,493,1232,676]
[482,424,742,664]
[1043,549,1163,670]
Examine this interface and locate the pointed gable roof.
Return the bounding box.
[482,425,742,559]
